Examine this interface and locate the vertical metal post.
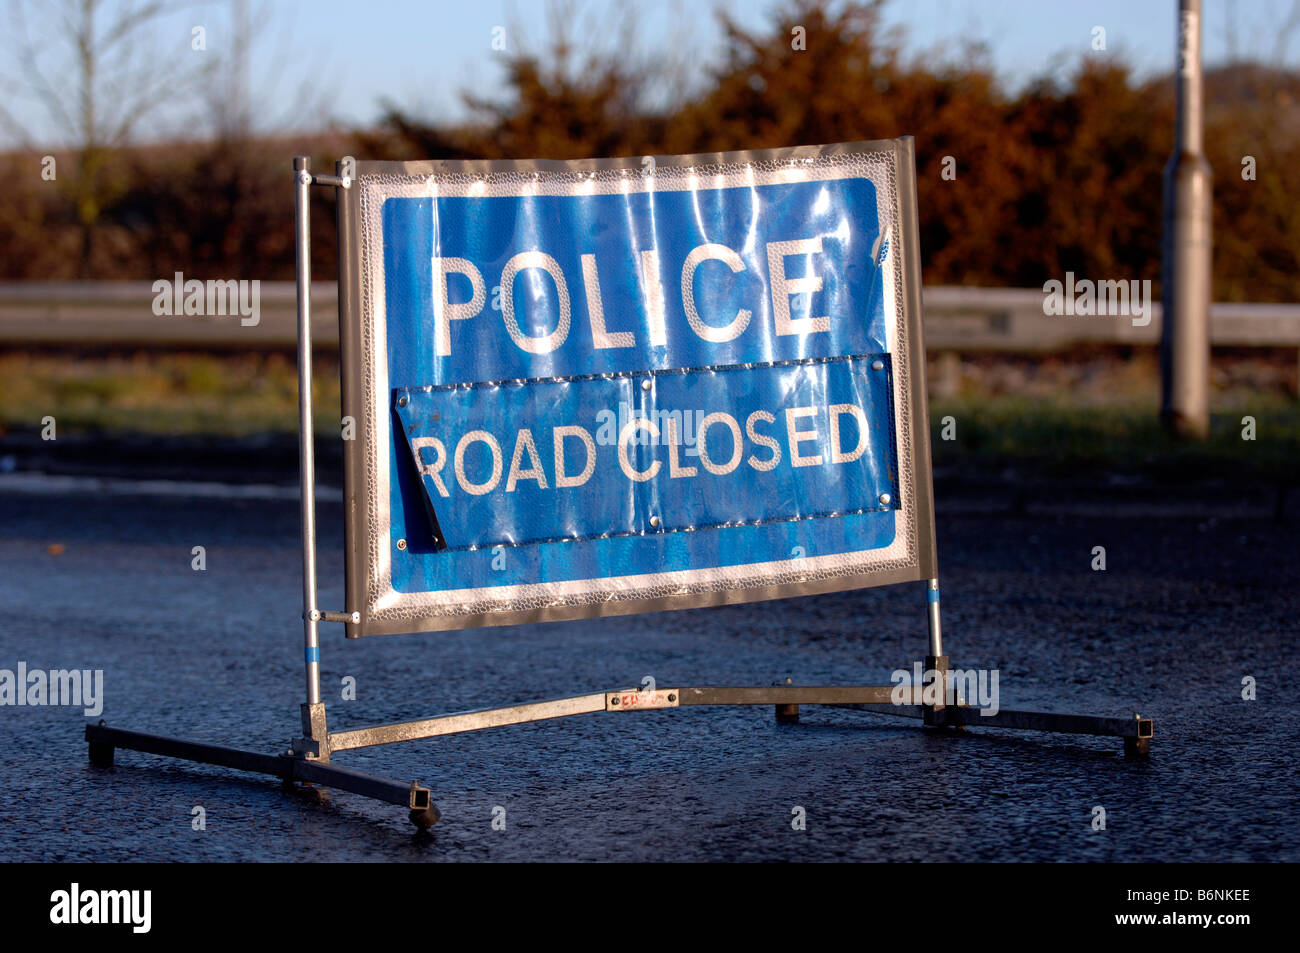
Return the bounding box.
[1161,0,1212,438]
[922,579,948,726]
[926,578,943,658]
[294,156,322,707]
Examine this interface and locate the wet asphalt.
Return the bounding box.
[0,479,1295,861]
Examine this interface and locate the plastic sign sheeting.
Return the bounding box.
[337,139,937,635]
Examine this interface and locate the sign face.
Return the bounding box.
[338,139,937,635]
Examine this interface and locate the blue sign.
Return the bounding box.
[394,354,898,551]
[381,177,888,383]
[345,143,929,633]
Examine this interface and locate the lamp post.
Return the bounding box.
[1161,0,1213,438]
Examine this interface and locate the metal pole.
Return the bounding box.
[1161,0,1212,438]
[926,578,943,658]
[294,156,321,706]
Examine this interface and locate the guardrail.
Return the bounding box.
[0,281,338,349]
[1,281,1298,351]
[920,286,1300,350]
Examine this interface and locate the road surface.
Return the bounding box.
[0,477,1294,861]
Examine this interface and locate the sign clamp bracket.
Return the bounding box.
[84,149,1154,833]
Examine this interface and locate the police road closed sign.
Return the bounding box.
[337,140,937,635]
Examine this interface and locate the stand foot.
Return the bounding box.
[89,741,114,767]
[774,677,799,723]
[86,722,440,827]
[409,805,440,829]
[88,719,114,766]
[1124,736,1151,758]
[289,782,330,805]
[943,706,1153,754]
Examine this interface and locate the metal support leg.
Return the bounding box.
[926,578,943,658]
[294,155,322,712]
[86,723,437,827]
[923,579,948,727]
[923,655,949,727]
[86,684,1152,830]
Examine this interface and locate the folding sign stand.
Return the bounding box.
[87,148,1152,831]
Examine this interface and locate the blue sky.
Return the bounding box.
[3,0,1297,147]
[296,0,1299,125]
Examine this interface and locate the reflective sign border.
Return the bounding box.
[336,137,938,636]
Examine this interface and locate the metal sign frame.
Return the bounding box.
[84,141,1153,832]
[336,140,938,637]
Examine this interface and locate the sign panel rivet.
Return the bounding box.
[649,515,661,527]
[641,379,651,391]
[872,359,884,370]
[396,538,407,550]
[397,395,409,407]
[879,493,891,505]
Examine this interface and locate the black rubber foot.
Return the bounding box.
[88,741,114,768]
[409,805,440,829]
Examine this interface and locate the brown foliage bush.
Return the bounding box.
[2,0,1298,300]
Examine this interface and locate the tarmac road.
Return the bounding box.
[0,477,1295,861]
